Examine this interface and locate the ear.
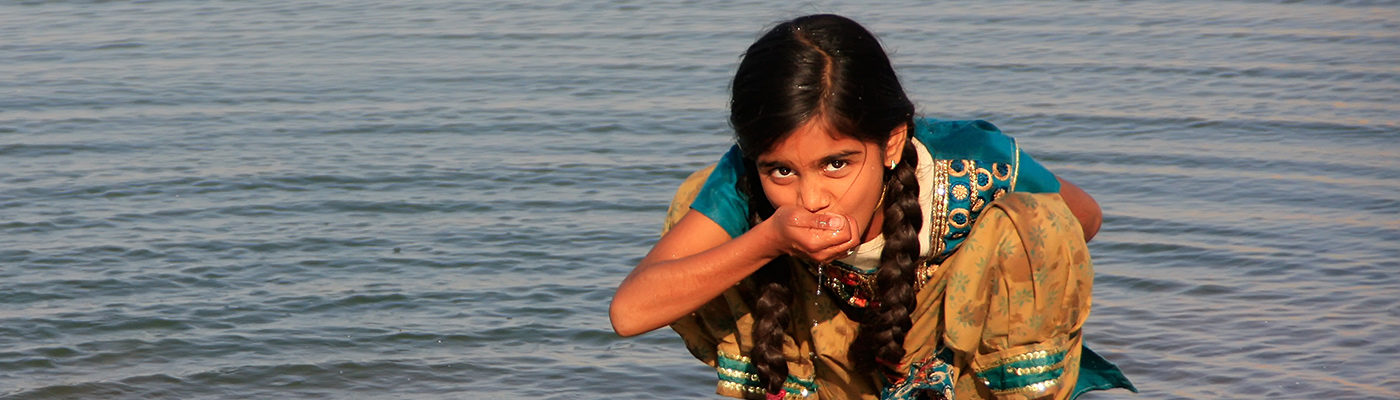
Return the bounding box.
[884,124,909,168]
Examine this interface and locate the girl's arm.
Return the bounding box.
[609,208,854,337]
[1057,177,1102,241]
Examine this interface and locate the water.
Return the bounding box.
[1,1,1397,399]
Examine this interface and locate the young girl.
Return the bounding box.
[611,14,1134,399]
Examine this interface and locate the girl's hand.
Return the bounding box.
[764,206,860,264]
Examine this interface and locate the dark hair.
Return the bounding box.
[730,14,921,394]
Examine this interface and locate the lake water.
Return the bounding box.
[2,1,1397,399]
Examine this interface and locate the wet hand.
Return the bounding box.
[767,207,860,264]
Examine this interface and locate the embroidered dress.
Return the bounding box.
[664,119,1134,399]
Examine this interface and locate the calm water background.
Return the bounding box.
[2,1,1397,399]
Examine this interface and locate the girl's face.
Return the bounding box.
[755,118,907,243]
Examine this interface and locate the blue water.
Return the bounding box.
[2,1,1397,399]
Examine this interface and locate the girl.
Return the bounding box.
[611,14,1133,399]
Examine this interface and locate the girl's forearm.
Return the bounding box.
[609,219,781,337]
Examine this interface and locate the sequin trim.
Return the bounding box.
[714,352,817,399]
[989,377,1061,396]
[915,259,941,291]
[978,349,1057,370]
[929,159,951,259]
[1007,356,1069,376]
[1009,139,1021,190]
[718,365,760,381]
[974,349,1069,395]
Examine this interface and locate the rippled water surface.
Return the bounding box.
[2,1,1397,399]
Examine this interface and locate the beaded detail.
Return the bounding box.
[808,261,877,308]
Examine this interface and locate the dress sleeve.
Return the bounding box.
[914,118,1060,193]
[663,164,715,234]
[689,145,752,239]
[940,193,1093,399]
[1012,146,1060,194]
[974,121,1059,193]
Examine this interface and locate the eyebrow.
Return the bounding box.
[818,150,861,166]
[756,150,863,170]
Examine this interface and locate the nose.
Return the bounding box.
[796,178,831,213]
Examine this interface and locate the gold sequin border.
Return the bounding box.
[717,365,760,382]
[1007,355,1069,377]
[714,352,817,399]
[1010,139,1021,190]
[929,159,951,259]
[717,381,815,399]
[976,349,1057,370]
[987,377,1061,396]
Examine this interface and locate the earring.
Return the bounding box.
[889,161,897,170]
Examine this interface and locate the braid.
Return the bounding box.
[740,159,793,396]
[752,264,793,395]
[857,139,922,377]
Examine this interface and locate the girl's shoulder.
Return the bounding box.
[912,117,1018,164]
[913,117,1059,194]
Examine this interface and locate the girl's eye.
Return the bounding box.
[771,167,794,178]
[824,160,847,172]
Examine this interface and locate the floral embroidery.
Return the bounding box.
[930,159,1017,264]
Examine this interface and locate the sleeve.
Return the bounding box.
[939,193,1093,399]
[914,118,1060,193]
[969,120,1059,193]
[1012,146,1060,194]
[688,145,752,239]
[663,164,716,234]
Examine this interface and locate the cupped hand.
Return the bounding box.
[765,206,861,264]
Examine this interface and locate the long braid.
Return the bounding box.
[859,138,923,377]
[752,265,793,395]
[741,160,794,396]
